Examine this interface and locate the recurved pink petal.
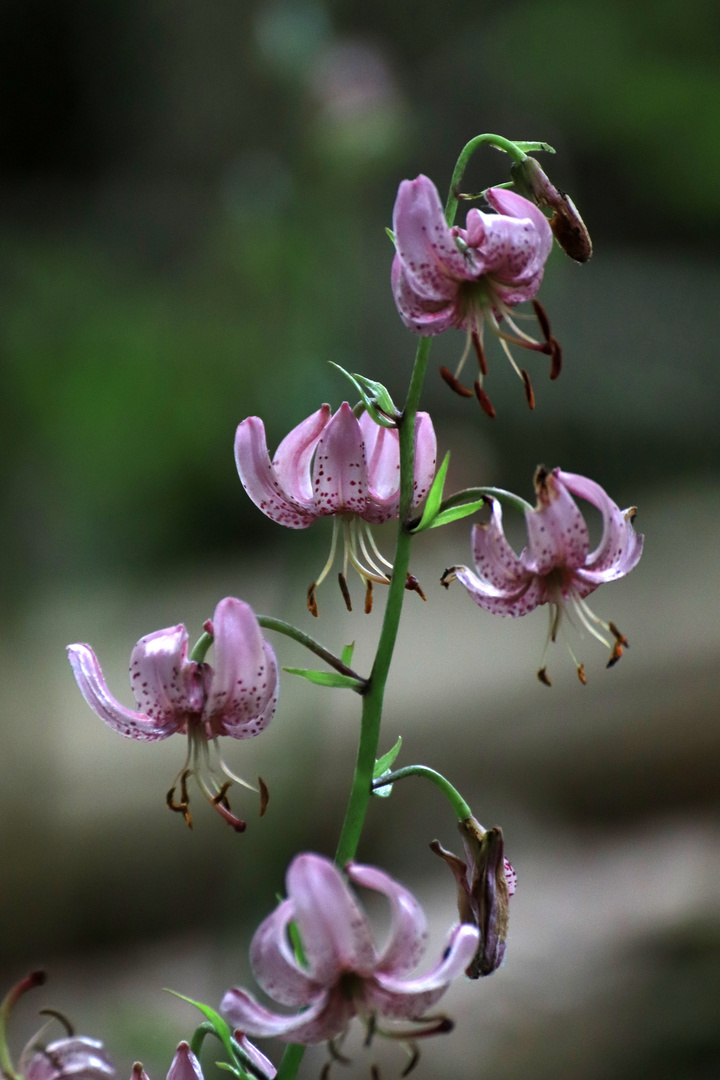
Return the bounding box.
[470,502,527,589]
[391,258,459,335]
[360,414,400,524]
[393,175,469,299]
[524,471,589,575]
[21,1038,116,1080]
[272,405,332,507]
[220,986,351,1044]
[454,561,545,618]
[249,898,322,1007]
[232,1034,276,1080]
[347,863,428,977]
[67,643,184,742]
[412,411,437,508]
[287,854,376,982]
[203,598,278,739]
[166,1045,202,1080]
[311,403,368,517]
[485,187,553,264]
[235,417,317,529]
[368,923,479,1020]
[556,470,644,580]
[129,625,197,718]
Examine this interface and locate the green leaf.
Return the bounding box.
[411,451,450,532]
[328,364,398,428]
[513,141,555,154]
[373,736,402,779]
[425,498,485,529]
[165,992,236,1065]
[341,642,355,666]
[385,226,396,244]
[283,667,364,691]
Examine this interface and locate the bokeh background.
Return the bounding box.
[1,1,719,1077]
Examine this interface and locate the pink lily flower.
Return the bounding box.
[220,853,479,1049]
[67,598,278,831]
[20,1037,115,1080]
[441,467,644,683]
[235,403,436,614]
[130,1041,275,1080]
[391,174,558,415]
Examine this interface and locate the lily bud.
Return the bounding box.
[511,156,593,263]
[430,818,516,978]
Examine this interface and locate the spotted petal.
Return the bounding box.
[249,898,322,1007]
[272,404,332,507]
[524,471,589,575]
[392,175,469,300]
[311,403,368,517]
[368,923,479,1019]
[220,985,352,1045]
[67,639,186,742]
[203,598,278,739]
[21,1038,116,1080]
[391,259,458,335]
[347,862,428,977]
[235,417,317,529]
[288,854,376,982]
[557,470,644,582]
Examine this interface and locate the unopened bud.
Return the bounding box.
[511,157,592,263]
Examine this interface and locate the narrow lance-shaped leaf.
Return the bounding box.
[425,499,486,530]
[411,451,450,532]
[283,667,365,692]
[341,642,355,666]
[328,363,398,428]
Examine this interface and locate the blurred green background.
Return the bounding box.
[1,1,719,1078]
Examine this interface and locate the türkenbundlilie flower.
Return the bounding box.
[235,403,436,615]
[510,155,593,264]
[441,467,644,684]
[391,174,558,417]
[130,1040,275,1080]
[220,853,478,1066]
[67,598,278,831]
[430,820,517,978]
[0,972,115,1080]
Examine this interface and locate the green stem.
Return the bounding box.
[445,133,527,226]
[189,632,213,664]
[275,1043,305,1080]
[334,337,431,868]
[437,485,533,516]
[371,765,472,821]
[257,616,364,682]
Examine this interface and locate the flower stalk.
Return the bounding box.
[371,765,472,822]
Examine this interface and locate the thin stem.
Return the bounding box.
[334,337,431,868]
[189,632,213,664]
[257,615,364,682]
[275,1043,305,1080]
[371,765,472,821]
[445,133,527,226]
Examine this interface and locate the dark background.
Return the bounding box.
[1,2,719,1078]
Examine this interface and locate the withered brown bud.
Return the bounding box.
[511,157,593,263]
[430,818,515,977]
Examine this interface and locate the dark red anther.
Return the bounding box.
[472,331,488,376]
[537,667,552,687]
[474,380,496,419]
[258,776,269,817]
[405,573,427,601]
[439,365,473,397]
[532,299,552,341]
[338,573,353,612]
[549,338,563,380]
[306,582,319,618]
[521,369,535,410]
[364,579,373,614]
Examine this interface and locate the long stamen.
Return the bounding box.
[307,518,340,617]
[214,739,259,792]
[358,529,391,582]
[363,524,394,570]
[571,594,613,648]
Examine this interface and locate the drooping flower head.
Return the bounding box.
[391,174,558,416]
[67,598,278,831]
[130,1041,275,1080]
[220,853,478,1059]
[235,403,436,614]
[0,972,115,1080]
[430,820,517,977]
[441,467,644,683]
